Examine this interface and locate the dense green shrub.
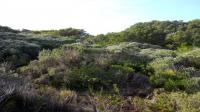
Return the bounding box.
[21,43,158,91]
[0,40,40,67]
[0,26,19,33]
[33,28,88,38]
[175,49,200,69]
[0,30,77,67]
[165,20,200,48]
[148,49,200,92]
[150,70,190,91]
[84,20,200,49]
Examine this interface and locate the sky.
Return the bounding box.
[0,0,199,35]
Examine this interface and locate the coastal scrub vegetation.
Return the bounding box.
[0,20,200,112]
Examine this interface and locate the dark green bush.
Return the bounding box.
[150,70,191,91]
[0,25,19,33]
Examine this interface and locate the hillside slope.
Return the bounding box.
[0,20,200,112]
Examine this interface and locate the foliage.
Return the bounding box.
[85,20,200,49]
[34,28,88,39]
[1,20,200,111]
[165,19,200,48]
[175,48,200,69]
[20,44,137,91]
[0,29,78,67]
[0,25,19,33]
